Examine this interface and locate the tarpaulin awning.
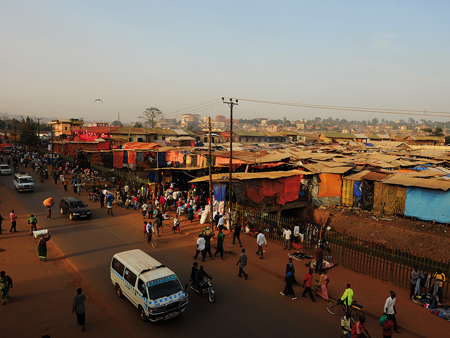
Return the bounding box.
[405,187,450,223]
[318,173,342,198]
[113,151,123,168]
[123,142,160,150]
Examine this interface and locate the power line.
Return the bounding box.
[162,98,221,119]
[162,102,222,119]
[235,98,450,118]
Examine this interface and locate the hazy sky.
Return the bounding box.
[1,1,450,123]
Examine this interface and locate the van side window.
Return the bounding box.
[112,258,125,276]
[137,279,147,298]
[124,268,137,286]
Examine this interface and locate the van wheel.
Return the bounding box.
[60,208,64,214]
[138,306,147,321]
[115,284,124,298]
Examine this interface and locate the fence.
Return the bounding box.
[232,203,449,300]
[306,228,449,300]
[231,203,294,243]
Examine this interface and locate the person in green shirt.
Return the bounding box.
[340,283,354,311]
[27,214,38,235]
[214,230,225,260]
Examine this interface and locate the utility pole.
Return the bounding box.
[208,117,213,225]
[51,124,54,167]
[14,124,17,155]
[37,118,40,157]
[222,98,238,215]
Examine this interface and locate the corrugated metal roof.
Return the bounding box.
[362,172,391,181]
[344,170,371,181]
[321,166,353,174]
[322,133,356,138]
[381,174,450,191]
[189,169,312,183]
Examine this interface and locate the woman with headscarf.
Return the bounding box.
[37,233,51,262]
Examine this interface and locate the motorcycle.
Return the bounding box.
[188,276,215,303]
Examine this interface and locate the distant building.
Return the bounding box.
[181,114,201,124]
[93,122,109,127]
[267,124,279,132]
[215,115,226,122]
[296,123,305,130]
[50,118,84,137]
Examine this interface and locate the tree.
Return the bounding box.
[133,122,143,128]
[19,116,39,147]
[423,127,444,136]
[445,136,450,145]
[139,107,163,128]
[111,120,123,127]
[371,118,379,125]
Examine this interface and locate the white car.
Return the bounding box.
[0,164,12,175]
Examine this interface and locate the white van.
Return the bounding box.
[110,249,188,322]
[14,173,35,192]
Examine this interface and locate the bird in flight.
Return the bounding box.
[94,99,103,103]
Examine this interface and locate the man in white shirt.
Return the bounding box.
[283,228,292,250]
[193,235,206,262]
[145,221,155,245]
[384,291,399,333]
[124,184,129,194]
[256,230,267,259]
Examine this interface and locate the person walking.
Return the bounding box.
[193,235,206,262]
[141,201,148,219]
[145,221,155,245]
[283,227,292,250]
[43,197,54,220]
[214,230,225,260]
[0,213,3,234]
[27,214,38,235]
[315,244,324,274]
[237,248,248,280]
[0,271,13,305]
[9,210,18,232]
[37,233,51,262]
[72,287,86,331]
[316,268,330,300]
[99,190,105,208]
[382,314,395,338]
[410,265,420,300]
[255,230,267,259]
[286,257,297,284]
[63,179,68,191]
[173,215,180,233]
[187,205,194,223]
[341,312,352,338]
[281,267,297,300]
[106,194,114,216]
[232,221,242,247]
[301,268,315,302]
[384,291,399,334]
[433,269,446,305]
[204,231,214,259]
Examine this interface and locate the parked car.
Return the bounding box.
[0,164,12,175]
[59,197,92,220]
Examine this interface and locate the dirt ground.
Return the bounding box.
[307,206,450,261]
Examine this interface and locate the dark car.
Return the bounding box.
[59,197,92,220]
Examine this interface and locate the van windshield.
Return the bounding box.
[147,275,183,300]
[19,178,33,183]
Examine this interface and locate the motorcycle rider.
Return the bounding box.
[194,265,211,292]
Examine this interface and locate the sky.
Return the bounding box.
[1,0,450,124]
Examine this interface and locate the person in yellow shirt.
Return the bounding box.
[433,269,446,304]
[340,283,354,311]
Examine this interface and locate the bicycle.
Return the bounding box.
[326,298,365,324]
